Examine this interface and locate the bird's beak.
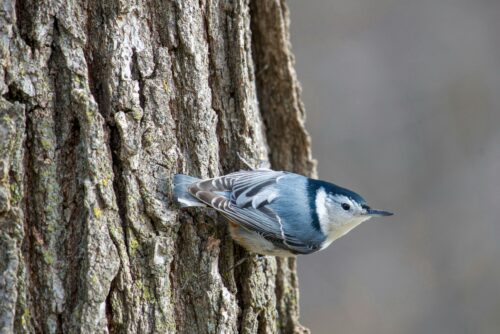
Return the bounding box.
[365,208,393,217]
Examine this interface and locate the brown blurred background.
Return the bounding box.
[287,0,500,333]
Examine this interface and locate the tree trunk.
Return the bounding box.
[0,0,315,333]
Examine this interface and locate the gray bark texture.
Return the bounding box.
[0,0,316,333]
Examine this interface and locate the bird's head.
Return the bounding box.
[315,183,393,242]
[325,193,392,220]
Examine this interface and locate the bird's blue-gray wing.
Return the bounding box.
[188,170,318,254]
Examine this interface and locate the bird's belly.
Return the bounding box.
[228,221,296,257]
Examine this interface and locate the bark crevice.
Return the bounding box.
[22,107,39,332]
[14,0,37,51]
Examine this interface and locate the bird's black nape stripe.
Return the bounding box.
[307,181,322,232]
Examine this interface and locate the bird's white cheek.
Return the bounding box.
[315,188,331,235]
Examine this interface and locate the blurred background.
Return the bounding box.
[286,0,500,333]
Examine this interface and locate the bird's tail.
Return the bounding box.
[172,174,206,208]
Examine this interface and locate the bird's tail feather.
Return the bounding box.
[173,174,206,208]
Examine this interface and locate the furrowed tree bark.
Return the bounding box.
[0,0,315,333]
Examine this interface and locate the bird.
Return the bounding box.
[172,164,392,257]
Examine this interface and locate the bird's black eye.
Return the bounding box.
[341,203,350,211]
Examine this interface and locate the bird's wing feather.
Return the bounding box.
[189,170,317,254]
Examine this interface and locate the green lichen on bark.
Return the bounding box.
[0,101,28,333]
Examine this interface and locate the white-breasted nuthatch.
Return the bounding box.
[173,166,392,257]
